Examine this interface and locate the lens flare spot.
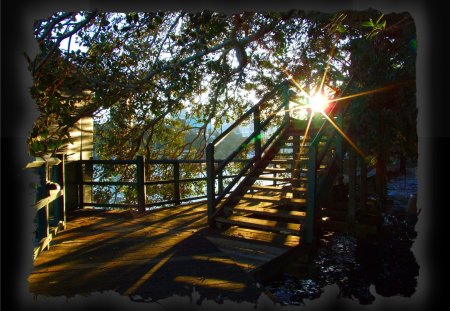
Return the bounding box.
[309,92,329,113]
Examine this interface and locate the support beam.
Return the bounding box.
[173,161,181,205]
[335,106,343,173]
[305,144,317,244]
[206,144,216,227]
[37,166,49,242]
[292,134,301,197]
[347,148,356,225]
[282,83,290,122]
[360,158,367,212]
[254,106,262,161]
[136,155,146,213]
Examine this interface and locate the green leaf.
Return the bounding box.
[336,24,346,33]
[376,14,384,24]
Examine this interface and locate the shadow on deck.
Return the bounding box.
[29,202,303,306]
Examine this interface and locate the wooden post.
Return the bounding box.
[360,158,367,212]
[61,155,66,228]
[282,83,290,122]
[375,151,387,200]
[254,106,262,161]
[82,158,93,207]
[53,155,66,229]
[173,161,181,205]
[136,155,146,213]
[347,148,356,225]
[218,163,224,195]
[305,144,317,244]
[206,143,215,226]
[335,106,344,173]
[37,165,49,242]
[292,134,301,197]
[78,160,84,208]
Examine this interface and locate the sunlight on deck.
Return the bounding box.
[29,202,284,303]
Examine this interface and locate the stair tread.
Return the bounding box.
[276,153,310,157]
[215,216,302,235]
[249,185,307,192]
[255,176,308,182]
[240,194,307,205]
[263,167,308,173]
[230,205,306,220]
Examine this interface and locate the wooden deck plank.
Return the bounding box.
[29,202,296,304]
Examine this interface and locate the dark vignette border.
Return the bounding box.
[1,0,446,310]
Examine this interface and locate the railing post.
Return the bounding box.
[253,106,262,161]
[347,148,356,225]
[174,161,181,205]
[292,134,301,197]
[206,143,216,227]
[360,157,367,212]
[282,83,290,122]
[136,155,146,213]
[78,161,84,209]
[53,155,66,229]
[335,106,343,173]
[37,165,49,243]
[83,158,93,207]
[305,144,317,244]
[61,155,66,229]
[218,161,224,194]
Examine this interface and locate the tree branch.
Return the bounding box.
[33,11,98,76]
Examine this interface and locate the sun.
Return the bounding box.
[309,92,329,113]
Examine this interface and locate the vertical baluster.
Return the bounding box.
[206,144,215,226]
[305,144,317,244]
[174,161,181,205]
[335,106,344,173]
[347,148,357,225]
[37,165,49,246]
[218,162,224,195]
[136,155,146,213]
[282,83,290,122]
[61,155,66,229]
[360,158,367,212]
[254,106,261,161]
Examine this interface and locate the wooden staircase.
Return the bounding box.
[206,81,340,247]
[215,125,307,235]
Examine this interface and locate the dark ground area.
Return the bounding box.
[263,169,419,306]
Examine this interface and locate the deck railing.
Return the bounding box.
[206,81,292,225]
[78,158,246,212]
[28,155,66,260]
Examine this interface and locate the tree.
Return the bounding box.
[28,10,347,158]
[27,9,417,203]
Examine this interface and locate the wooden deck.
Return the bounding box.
[29,202,300,304]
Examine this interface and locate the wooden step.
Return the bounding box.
[212,227,300,248]
[205,234,296,271]
[269,159,298,164]
[255,176,308,182]
[276,153,309,158]
[263,167,308,173]
[239,194,307,205]
[228,205,306,221]
[248,185,307,193]
[215,216,302,236]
